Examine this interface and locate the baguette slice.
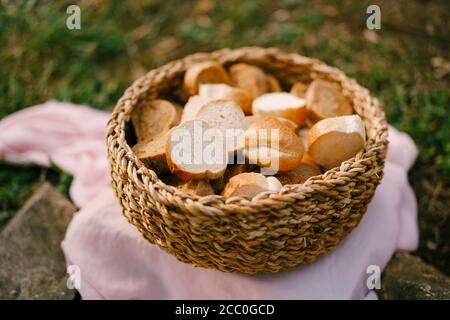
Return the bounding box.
[132,132,169,174]
[305,79,353,123]
[276,154,321,185]
[222,172,282,198]
[199,83,253,114]
[210,163,257,193]
[177,179,215,196]
[131,99,180,141]
[266,74,282,92]
[252,92,307,126]
[229,63,268,98]
[166,120,228,181]
[160,174,215,196]
[244,116,304,172]
[290,82,308,98]
[195,100,246,154]
[181,95,210,123]
[244,115,298,132]
[307,115,366,170]
[182,61,230,96]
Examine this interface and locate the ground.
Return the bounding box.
[0,0,449,275]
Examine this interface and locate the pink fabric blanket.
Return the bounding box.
[0,101,419,300]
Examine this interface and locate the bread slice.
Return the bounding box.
[131,99,180,141]
[222,172,282,198]
[182,61,230,96]
[199,83,253,114]
[252,92,307,126]
[229,63,268,98]
[266,74,282,92]
[276,154,321,185]
[244,116,304,172]
[166,120,228,181]
[307,115,366,170]
[132,132,169,174]
[181,95,210,123]
[209,163,257,193]
[244,115,298,132]
[305,79,353,123]
[195,100,246,155]
[290,82,308,98]
[160,173,215,196]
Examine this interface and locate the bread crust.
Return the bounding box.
[229,63,268,98]
[182,61,230,96]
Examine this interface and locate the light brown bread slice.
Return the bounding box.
[195,100,247,155]
[252,92,307,126]
[266,74,282,92]
[290,82,309,98]
[160,174,215,196]
[229,63,268,98]
[199,83,253,114]
[276,154,321,185]
[166,120,228,181]
[131,99,180,141]
[307,115,366,170]
[244,115,298,132]
[132,132,169,174]
[244,116,305,172]
[305,79,354,123]
[209,163,258,193]
[182,61,230,96]
[222,172,282,198]
[181,95,210,123]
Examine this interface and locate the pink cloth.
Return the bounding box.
[0,100,419,300]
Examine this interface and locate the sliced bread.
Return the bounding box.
[199,83,253,114]
[244,116,305,172]
[132,132,169,174]
[222,172,282,198]
[307,115,366,170]
[244,115,298,132]
[266,74,282,92]
[229,63,268,98]
[290,82,308,98]
[195,100,247,155]
[166,119,228,181]
[131,99,180,141]
[276,154,321,185]
[305,79,353,123]
[182,61,230,96]
[252,92,307,126]
[181,95,210,123]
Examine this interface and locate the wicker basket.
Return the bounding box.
[107,47,388,274]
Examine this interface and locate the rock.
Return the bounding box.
[0,183,77,300]
[379,252,450,300]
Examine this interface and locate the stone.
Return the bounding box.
[379,252,450,300]
[0,183,77,300]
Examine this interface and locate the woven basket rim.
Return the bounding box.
[107,46,388,213]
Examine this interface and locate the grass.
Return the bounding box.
[0,0,449,271]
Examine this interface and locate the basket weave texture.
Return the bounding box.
[107,47,388,274]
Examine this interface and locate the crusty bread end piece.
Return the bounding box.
[307,115,366,170]
[276,154,321,185]
[244,116,305,172]
[182,61,230,96]
[222,172,282,198]
[265,74,282,92]
[290,82,309,98]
